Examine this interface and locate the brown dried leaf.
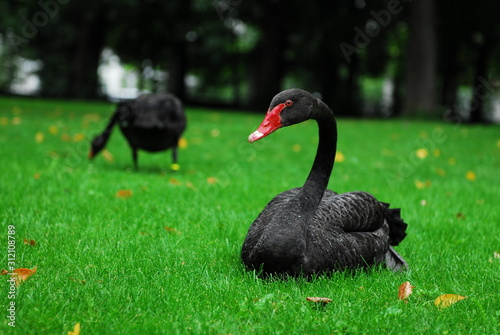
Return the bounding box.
[23,239,36,246]
[398,281,415,301]
[163,226,181,234]
[207,177,218,184]
[169,178,182,186]
[0,269,8,275]
[12,266,37,286]
[434,294,467,310]
[306,297,332,305]
[115,189,132,198]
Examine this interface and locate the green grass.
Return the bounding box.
[0,96,499,334]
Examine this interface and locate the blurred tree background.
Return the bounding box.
[1,0,499,122]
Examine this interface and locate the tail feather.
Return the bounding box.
[385,246,408,271]
[380,202,407,246]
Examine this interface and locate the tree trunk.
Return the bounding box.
[247,1,286,110]
[69,15,105,99]
[404,0,437,115]
[469,36,492,123]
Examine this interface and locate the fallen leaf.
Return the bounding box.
[0,117,8,125]
[178,137,188,149]
[116,190,132,198]
[398,281,415,301]
[335,151,345,163]
[11,116,22,125]
[416,148,429,159]
[139,232,154,237]
[61,134,71,141]
[210,128,221,137]
[73,133,85,142]
[448,157,456,165]
[35,131,44,143]
[494,251,500,259]
[163,226,181,234]
[456,212,465,220]
[292,144,301,152]
[34,173,40,180]
[49,125,59,135]
[415,180,431,189]
[436,168,446,176]
[69,277,86,285]
[169,178,182,185]
[102,149,114,162]
[23,239,36,246]
[68,322,81,335]
[0,269,8,275]
[306,297,332,305]
[434,294,467,310]
[11,266,37,286]
[207,177,218,184]
[433,149,441,157]
[465,171,476,181]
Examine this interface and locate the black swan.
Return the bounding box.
[89,93,187,170]
[241,89,408,277]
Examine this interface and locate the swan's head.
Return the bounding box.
[248,89,315,143]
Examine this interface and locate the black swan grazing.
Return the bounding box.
[241,89,408,277]
[89,93,186,170]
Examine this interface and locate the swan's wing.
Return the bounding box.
[314,191,385,232]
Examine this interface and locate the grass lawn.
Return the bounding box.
[0,96,499,334]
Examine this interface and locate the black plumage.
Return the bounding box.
[241,89,408,277]
[89,93,187,169]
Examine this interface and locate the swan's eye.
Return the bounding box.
[284,100,293,107]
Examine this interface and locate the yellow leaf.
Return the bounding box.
[207,177,218,184]
[35,132,45,143]
[73,133,85,142]
[415,180,431,189]
[49,125,59,135]
[102,149,114,162]
[398,281,415,301]
[170,163,181,171]
[68,322,81,335]
[0,117,9,125]
[415,148,428,159]
[433,149,441,157]
[465,171,476,181]
[178,138,188,149]
[115,190,132,198]
[434,294,467,310]
[11,116,22,125]
[210,129,221,137]
[335,151,345,163]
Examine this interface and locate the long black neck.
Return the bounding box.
[298,99,337,212]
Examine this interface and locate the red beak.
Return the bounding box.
[248,103,285,143]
